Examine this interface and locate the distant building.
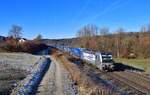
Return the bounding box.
[0,36,27,43]
[19,38,27,43]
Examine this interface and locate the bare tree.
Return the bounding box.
[115,28,125,57]
[141,26,147,32]
[76,24,98,49]
[76,24,98,37]
[33,34,43,43]
[99,27,110,51]
[141,24,150,32]
[75,23,150,58]
[8,25,22,39]
[34,34,42,40]
[99,27,109,36]
[147,24,150,32]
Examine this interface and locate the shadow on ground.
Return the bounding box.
[32,58,51,95]
[114,62,144,72]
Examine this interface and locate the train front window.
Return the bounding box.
[102,54,113,63]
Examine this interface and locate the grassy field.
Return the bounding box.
[0,53,39,63]
[115,58,150,74]
[0,53,40,71]
[0,53,40,94]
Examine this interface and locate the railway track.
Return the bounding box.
[67,54,150,95]
[82,62,150,95]
[75,63,142,94]
[126,71,150,83]
[112,71,150,94]
[106,72,149,95]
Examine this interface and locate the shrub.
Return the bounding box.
[0,40,48,54]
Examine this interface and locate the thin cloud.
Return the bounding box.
[71,0,91,24]
[74,0,129,32]
[90,0,125,21]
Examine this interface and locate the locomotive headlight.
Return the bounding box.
[110,64,114,68]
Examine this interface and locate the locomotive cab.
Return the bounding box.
[95,52,114,71]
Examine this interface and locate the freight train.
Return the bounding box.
[56,46,114,71]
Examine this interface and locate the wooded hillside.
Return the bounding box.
[43,24,150,58]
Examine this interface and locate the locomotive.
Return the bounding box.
[56,46,114,71]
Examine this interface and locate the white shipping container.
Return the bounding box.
[83,52,96,63]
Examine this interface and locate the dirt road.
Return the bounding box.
[37,56,78,95]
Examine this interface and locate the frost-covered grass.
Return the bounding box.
[0,63,27,94]
[0,53,41,94]
[0,53,39,64]
[0,53,40,71]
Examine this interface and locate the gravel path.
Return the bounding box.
[37,56,78,95]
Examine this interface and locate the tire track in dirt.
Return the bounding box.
[37,56,78,95]
[36,56,55,95]
[55,57,64,95]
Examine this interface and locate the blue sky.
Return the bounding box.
[0,0,150,39]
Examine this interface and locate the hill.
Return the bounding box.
[42,38,76,46]
[42,32,150,58]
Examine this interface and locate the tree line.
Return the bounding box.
[75,24,150,58]
[0,25,47,53]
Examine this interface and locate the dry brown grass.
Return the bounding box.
[52,51,118,95]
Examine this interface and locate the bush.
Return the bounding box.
[0,40,48,54]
